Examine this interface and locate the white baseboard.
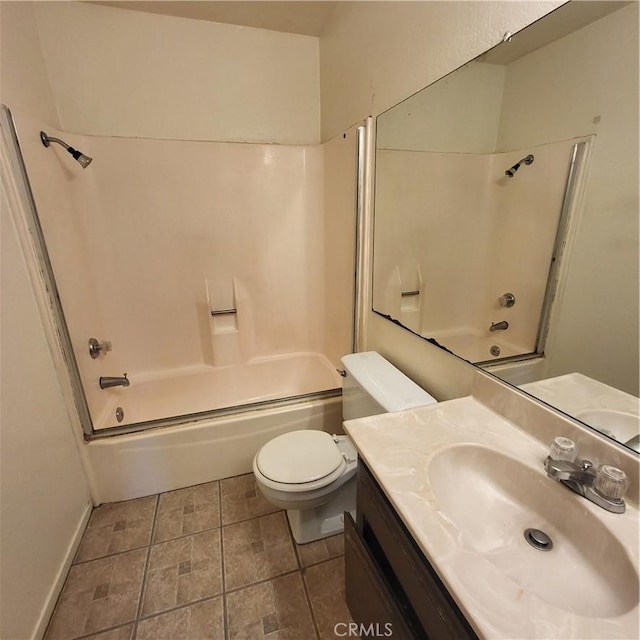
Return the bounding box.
[32,502,92,640]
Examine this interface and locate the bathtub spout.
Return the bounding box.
[489,321,509,332]
[99,374,130,389]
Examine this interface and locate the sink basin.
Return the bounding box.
[428,444,638,618]
[574,409,639,445]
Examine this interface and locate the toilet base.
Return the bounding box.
[286,476,357,544]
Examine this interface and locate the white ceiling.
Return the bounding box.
[91,1,341,36]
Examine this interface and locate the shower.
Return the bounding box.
[505,154,534,178]
[40,131,92,168]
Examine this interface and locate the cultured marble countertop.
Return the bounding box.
[344,395,639,640]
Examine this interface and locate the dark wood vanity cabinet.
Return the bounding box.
[345,462,478,640]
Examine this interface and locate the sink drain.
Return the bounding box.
[524,528,553,551]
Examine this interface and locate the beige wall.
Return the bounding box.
[323,126,359,366]
[1,161,91,640]
[0,1,60,127]
[32,1,320,143]
[320,1,562,143]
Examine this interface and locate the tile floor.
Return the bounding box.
[45,474,354,640]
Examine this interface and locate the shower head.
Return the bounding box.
[505,154,534,178]
[40,131,92,168]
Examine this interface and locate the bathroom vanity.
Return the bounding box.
[345,461,476,639]
[343,373,639,640]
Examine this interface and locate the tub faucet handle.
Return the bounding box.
[498,292,516,308]
[89,338,112,359]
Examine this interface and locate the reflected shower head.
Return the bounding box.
[505,154,534,178]
[40,131,92,168]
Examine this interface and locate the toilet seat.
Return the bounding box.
[255,430,347,492]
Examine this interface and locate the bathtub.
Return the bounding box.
[94,352,341,430]
[84,352,343,503]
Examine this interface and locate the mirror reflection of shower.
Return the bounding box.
[505,154,534,178]
[40,130,93,168]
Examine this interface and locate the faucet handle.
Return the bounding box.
[595,465,629,501]
[550,437,576,462]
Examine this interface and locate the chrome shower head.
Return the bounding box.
[40,131,92,168]
[505,154,534,178]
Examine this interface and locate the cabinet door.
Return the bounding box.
[356,463,478,640]
[344,512,416,639]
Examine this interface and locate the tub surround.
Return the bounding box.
[344,371,639,639]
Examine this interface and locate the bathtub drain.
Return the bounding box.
[115,407,124,423]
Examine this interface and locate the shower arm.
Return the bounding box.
[41,132,79,156]
[40,131,92,167]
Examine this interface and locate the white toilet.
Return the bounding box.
[252,351,437,544]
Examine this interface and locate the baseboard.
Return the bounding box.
[32,501,92,639]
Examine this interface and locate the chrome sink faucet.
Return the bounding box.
[544,437,629,514]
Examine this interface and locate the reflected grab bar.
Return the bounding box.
[210,308,237,316]
[401,290,420,297]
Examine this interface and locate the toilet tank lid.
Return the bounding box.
[341,351,437,412]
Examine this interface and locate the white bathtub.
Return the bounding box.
[84,353,343,504]
[94,352,341,430]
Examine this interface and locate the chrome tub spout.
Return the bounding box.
[489,320,509,332]
[99,374,130,389]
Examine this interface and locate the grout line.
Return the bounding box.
[74,621,136,640]
[137,592,226,623]
[300,563,321,640]
[72,540,155,566]
[223,567,302,597]
[131,494,160,639]
[219,481,230,640]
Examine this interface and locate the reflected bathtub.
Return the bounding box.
[425,328,530,364]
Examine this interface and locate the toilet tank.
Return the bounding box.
[341,351,437,421]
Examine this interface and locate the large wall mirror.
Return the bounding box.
[372,0,639,452]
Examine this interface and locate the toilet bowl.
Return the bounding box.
[253,430,358,543]
[253,351,437,544]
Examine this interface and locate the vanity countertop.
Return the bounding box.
[343,394,639,640]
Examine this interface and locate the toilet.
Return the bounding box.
[252,351,437,544]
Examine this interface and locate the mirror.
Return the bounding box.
[372,1,639,452]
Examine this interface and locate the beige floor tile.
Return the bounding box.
[296,534,344,568]
[226,572,316,640]
[304,557,353,640]
[153,481,221,543]
[220,474,279,525]
[136,596,224,639]
[222,512,298,590]
[45,549,146,639]
[141,529,223,617]
[75,497,157,563]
